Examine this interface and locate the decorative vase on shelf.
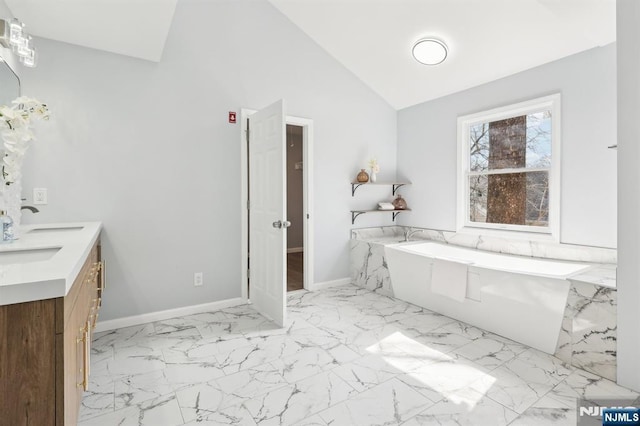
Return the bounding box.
[370,170,377,183]
[356,169,369,183]
[392,194,407,210]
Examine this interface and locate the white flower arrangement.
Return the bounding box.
[368,157,380,173]
[0,96,50,185]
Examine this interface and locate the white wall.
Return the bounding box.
[397,44,617,249]
[616,0,640,392]
[19,0,396,321]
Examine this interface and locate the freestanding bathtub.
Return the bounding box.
[384,241,592,354]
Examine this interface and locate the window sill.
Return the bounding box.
[456,225,559,243]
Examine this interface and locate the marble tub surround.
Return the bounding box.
[555,281,617,382]
[350,226,405,243]
[351,226,617,291]
[570,264,617,289]
[351,226,617,264]
[350,238,393,296]
[80,284,638,426]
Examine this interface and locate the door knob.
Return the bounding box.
[272,220,292,229]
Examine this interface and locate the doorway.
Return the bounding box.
[286,125,304,292]
[240,108,314,303]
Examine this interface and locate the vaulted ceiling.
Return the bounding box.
[267,0,616,109]
[4,0,177,62]
[3,0,616,109]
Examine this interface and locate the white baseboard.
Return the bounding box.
[94,297,246,333]
[287,247,304,253]
[310,277,351,291]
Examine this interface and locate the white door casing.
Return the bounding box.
[240,110,314,301]
[248,100,287,327]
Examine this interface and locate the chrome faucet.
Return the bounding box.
[403,228,424,241]
[21,205,39,213]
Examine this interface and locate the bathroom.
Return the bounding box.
[0,0,639,425]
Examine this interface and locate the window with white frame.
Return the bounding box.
[457,94,561,237]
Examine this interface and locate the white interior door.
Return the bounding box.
[249,99,287,327]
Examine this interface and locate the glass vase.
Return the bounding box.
[0,153,24,240]
[4,179,22,239]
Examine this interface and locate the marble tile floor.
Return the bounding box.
[80,284,639,426]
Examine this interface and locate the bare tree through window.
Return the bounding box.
[468,110,551,227]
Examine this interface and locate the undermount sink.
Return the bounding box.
[0,247,61,265]
[29,227,84,233]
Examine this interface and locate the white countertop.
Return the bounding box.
[0,222,102,306]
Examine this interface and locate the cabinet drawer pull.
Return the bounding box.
[98,260,106,291]
[76,321,91,391]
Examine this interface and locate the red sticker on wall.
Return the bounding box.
[229,112,237,124]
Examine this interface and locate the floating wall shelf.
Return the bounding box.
[350,209,411,224]
[350,180,411,224]
[351,181,411,197]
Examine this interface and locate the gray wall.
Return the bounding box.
[617,0,640,392]
[286,125,303,250]
[20,0,397,321]
[397,44,617,249]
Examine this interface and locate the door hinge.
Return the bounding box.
[247,200,250,210]
[306,213,310,219]
[246,128,250,142]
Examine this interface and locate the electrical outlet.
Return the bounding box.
[194,272,203,287]
[33,188,47,205]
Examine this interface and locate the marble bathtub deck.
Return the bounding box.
[81,285,638,426]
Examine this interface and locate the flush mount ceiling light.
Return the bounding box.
[412,38,448,66]
[0,18,38,67]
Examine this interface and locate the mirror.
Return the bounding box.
[0,56,20,106]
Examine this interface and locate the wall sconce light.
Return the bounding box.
[0,18,38,67]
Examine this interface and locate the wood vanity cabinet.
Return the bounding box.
[0,239,104,426]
